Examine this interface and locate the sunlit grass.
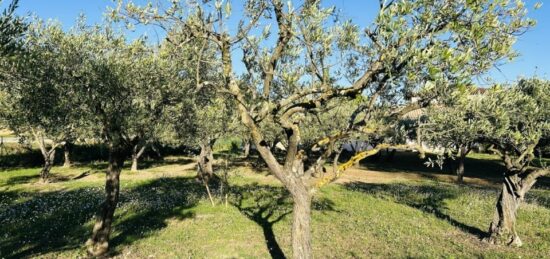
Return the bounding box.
[0,155,549,258]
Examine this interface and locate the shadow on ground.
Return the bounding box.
[343,181,488,239]
[232,184,291,259]
[358,151,505,182]
[0,143,197,170]
[230,183,338,259]
[0,177,203,258]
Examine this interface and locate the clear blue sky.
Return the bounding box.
[4,0,549,84]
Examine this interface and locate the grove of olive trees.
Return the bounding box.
[0,0,548,258]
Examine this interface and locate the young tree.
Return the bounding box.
[421,86,483,182]
[116,0,532,257]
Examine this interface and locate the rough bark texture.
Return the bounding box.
[486,174,523,246]
[486,169,548,246]
[290,183,312,259]
[87,146,125,256]
[198,140,216,181]
[63,142,72,168]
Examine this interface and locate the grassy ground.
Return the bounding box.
[0,152,549,258]
[0,129,14,138]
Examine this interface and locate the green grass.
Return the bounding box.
[0,155,549,258]
[0,129,14,138]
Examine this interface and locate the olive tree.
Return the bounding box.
[421,86,484,182]
[44,24,176,255]
[0,21,79,182]
[126,49,178,172]
[478,79,549,246]
[0,0,26,56]
[115,0,532,257]
[160,33,233,182]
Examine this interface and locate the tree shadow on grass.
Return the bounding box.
[343,181,488,239]
[232,184,291,259]
[0,177,203,258]
[126,157,196,171]
[3,174,40,186]
[357,151,505,184]
[231,184,338,259]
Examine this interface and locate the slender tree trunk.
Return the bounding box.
[455,146,469,183]
[290,184,312,259]
[243,139,250,158]
[130,144,147,172]
[87,146,125,256]
[130,156,138,172]
[416,126,426,159]
[456,157,465,183]
[63,141,72,168]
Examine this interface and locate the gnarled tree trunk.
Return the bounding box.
[40,149,55,183]
[486,173,523,246]
[35,136,59,183]
[87,145,126,256]
[198,139,216,181]
[486,169,548,246]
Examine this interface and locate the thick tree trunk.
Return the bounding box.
[486,168,548,246]
[87,147,125,256]
[63,141,72,168]
[290,184,312,259]
[198,140,215,181]
[486,174,523,246]
[130,144,147,172]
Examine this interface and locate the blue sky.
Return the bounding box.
[3,0,549,84]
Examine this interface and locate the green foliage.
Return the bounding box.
[0,20,79,144]
[0,0,27,56]
[423,78,550,168]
